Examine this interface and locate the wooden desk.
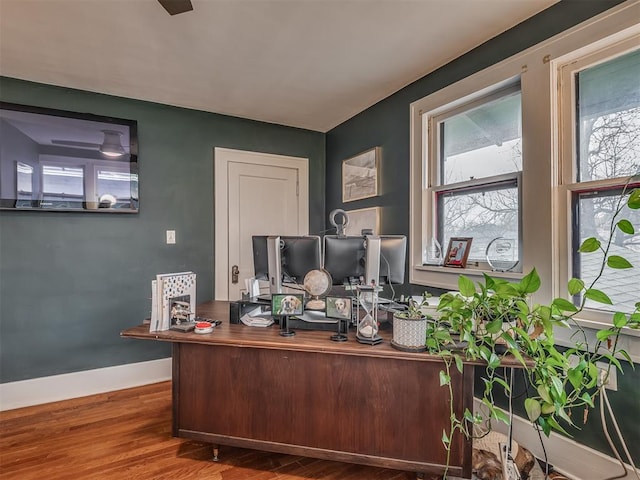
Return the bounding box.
[122,301,474,479]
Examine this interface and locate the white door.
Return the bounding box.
[214,148,309,301]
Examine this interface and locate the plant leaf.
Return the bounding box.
[567,278,584,296]
[581,392,594,408]
[550,376,564,400]
[607,255,633,269]
[596,328,616,341]
[442,429,450,445]
[439,370,450,386]
[458,275,476,297]
[579,237,601,253]
[454,354,464,374]
[547,416,572,437]
[613,312,628,328]
[584,288,613,305]
[617,219,635,235]
[519,268,541,294]
[552,297,579,312]
[537,384,553,404]
[567,368,583,390]
[524,398,542,422]
[628,188,640,209]
[493,408,510,425]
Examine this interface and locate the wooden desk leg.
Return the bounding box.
[212,444,219,462]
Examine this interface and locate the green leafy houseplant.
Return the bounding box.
[425,185,640,478]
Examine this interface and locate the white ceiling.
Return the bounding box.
[0,0,559,132]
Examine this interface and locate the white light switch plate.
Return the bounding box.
[166,230,176,244]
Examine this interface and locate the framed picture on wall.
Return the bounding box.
[345,207,379,236]
[444,237,472,268]
[342,147,380,202]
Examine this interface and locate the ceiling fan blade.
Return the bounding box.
[158,0,193,16]
[51,140,100,148]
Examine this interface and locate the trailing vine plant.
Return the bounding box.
[425,183,640,478]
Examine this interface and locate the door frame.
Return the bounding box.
[214,147,309,300]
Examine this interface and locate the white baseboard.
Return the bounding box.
[0,357,172,411]
[474,399,636,480]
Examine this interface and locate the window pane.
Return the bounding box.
[577,49,640,182]
[16,162,33,198]
[439,182,519,263]
[42,165,84,208]
[441,91,521,185]
[97,169,138,208]
[575,190,640,313]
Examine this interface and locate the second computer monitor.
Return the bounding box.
[323,236,366,286]
[378,235,407,285]
[323,235,406,286]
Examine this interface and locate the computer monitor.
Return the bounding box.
[323,236,366,285]
[252,235,321,293]
[280,235,322,284]
[252,235,270,281]
[377,235,407,285]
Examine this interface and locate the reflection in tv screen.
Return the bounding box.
[0,102,138,213]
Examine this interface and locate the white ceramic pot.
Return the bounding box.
[391,313,428,352]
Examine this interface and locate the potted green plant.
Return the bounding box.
[425,184,640,478]
[391,292,432,352]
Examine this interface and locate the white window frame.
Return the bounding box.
[427,82,523,269]
[409,1,640,329]
[554,33,640,326]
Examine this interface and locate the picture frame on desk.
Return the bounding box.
[271,293,304,316]
[325,296,352,320]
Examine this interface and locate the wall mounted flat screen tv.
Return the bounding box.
[0,102,138,213]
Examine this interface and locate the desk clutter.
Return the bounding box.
[229,286,412,344]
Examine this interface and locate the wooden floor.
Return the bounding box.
[0,381,418,480]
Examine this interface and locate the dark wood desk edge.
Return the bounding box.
[121,322,530,368]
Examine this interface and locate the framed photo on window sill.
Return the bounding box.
[444,237,472,268]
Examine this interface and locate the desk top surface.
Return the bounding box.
[121,301,528,367]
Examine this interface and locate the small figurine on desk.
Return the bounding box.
[271,293,304,337]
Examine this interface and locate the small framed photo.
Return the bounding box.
[444,237,472,268]
[271,293,304,316]
[342,147,380,202]
[325,296,353,320]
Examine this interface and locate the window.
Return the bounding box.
[559,42,640,317]
[16,162,33,206]
[410,3,639,319]
[430,85,522,266]
[41,164,85,209]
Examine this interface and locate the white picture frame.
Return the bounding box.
[345,207,380,236]
[342,147,379,202]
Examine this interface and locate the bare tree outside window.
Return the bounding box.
[575,49,640,313]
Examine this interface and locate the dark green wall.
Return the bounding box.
[0,77,325,382]
[325,0,637,465]
[325,0,625,290]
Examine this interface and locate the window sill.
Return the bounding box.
[412,263,524,290]
[554,317,640,364]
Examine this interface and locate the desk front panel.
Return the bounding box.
[173,342,471,474]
